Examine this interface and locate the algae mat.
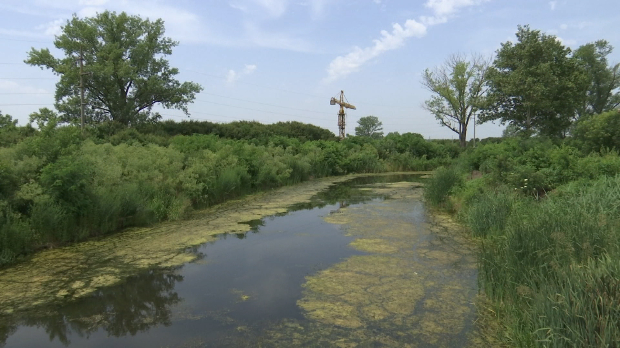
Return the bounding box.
[0,175,373,315]
[257,181,488,347]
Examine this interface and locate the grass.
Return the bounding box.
[423,166,462,207]
[468,175,620,346]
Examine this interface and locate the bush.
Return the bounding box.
[423,166,463,207]
[572,110,620,153]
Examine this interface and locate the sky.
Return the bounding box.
[0,0,618,139]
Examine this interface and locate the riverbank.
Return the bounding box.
[424,163,620,346]
[0,173,426,316]
[0,172,501,347]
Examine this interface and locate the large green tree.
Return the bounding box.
[355,116,384,139]
[574,40,620,116]
[25,11,202,127]
[422,54,489,148]
[480,25,587,137]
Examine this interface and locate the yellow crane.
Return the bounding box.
[330,90,356,139]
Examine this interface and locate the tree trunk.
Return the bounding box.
[459,128,467,148]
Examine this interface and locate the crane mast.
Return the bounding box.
[329,90,356,139]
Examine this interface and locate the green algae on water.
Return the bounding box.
[0,175,360,315]
[271,181,487,347]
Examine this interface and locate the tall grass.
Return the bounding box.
[469,175,620,346]
[423,166,463,207]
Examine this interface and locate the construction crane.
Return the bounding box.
[330,90,356,139]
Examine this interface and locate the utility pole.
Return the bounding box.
[473,113,476,148]
[78,48,85,136]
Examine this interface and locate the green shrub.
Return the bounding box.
[423,166,463,207]
[572,110,620,153]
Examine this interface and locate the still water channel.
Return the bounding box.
[0,174,483,347]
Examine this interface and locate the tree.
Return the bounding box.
[574,40,620,116]
[29,108,60,133]
[572,110,620,153]
[25,11,202,127]
[422,54,490,148]
[480,25,587,137]
[355,116,384,138]
[0,111,17,129]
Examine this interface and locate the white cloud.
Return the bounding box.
[78,0,107,5]
[559,23,568,30]
[549,1,557,10]
[0,80,49,94]
[0,28,47,39]
[244,21,314,52]
[324,19,427,83]
[253,0,288,17]
[556,36,576,46]
[324,0,489,83]
[1,0,208,44]
[425,0,489,17]
[230,2,249,12]
[36,18,65,36]
[227,64,258,84]
[308,0,329,17]
[244,64,257,74]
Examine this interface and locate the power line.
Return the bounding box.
[194,99,333,122]
[0,36,50,44]
[0,78,56,80]
[199,91,334,115]
[188,69,417,110]
[187,69,323,98]
[0,92,52,95]
[0,103,53,106]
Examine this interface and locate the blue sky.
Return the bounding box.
[0,0,618,139]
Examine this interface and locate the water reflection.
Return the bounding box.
[1,173,426,347]
[0,267,184,347]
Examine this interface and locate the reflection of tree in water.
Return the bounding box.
[230,175,421,236]
[0,268,183,347]
[0,322,17,348]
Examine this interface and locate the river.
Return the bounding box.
[0,173,490,347]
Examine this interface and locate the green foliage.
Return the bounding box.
[572,110,620,153]
[136,120,336,143]
[0,120,451,265]
[482,25,588,137]
[446,135,620,346]
[354,116,384,139]
[25,11,202,126]
[573,40,620,116]
[422,54,489,147]
[472,176,620,346]
[423,166,463,207]
[463,188,516,238]
[0,112,35,146]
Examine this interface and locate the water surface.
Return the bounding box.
[0,173,482,347]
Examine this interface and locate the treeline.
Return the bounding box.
[424,109,620,347]
[0,116,456,265]
[423,26,620,148]
[135,120,338,143]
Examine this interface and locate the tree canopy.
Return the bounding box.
[574,40,620,116]
[422,54,489,147]
[355,116,384,139]
[25,11,202,127]
[480,25,587,137]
